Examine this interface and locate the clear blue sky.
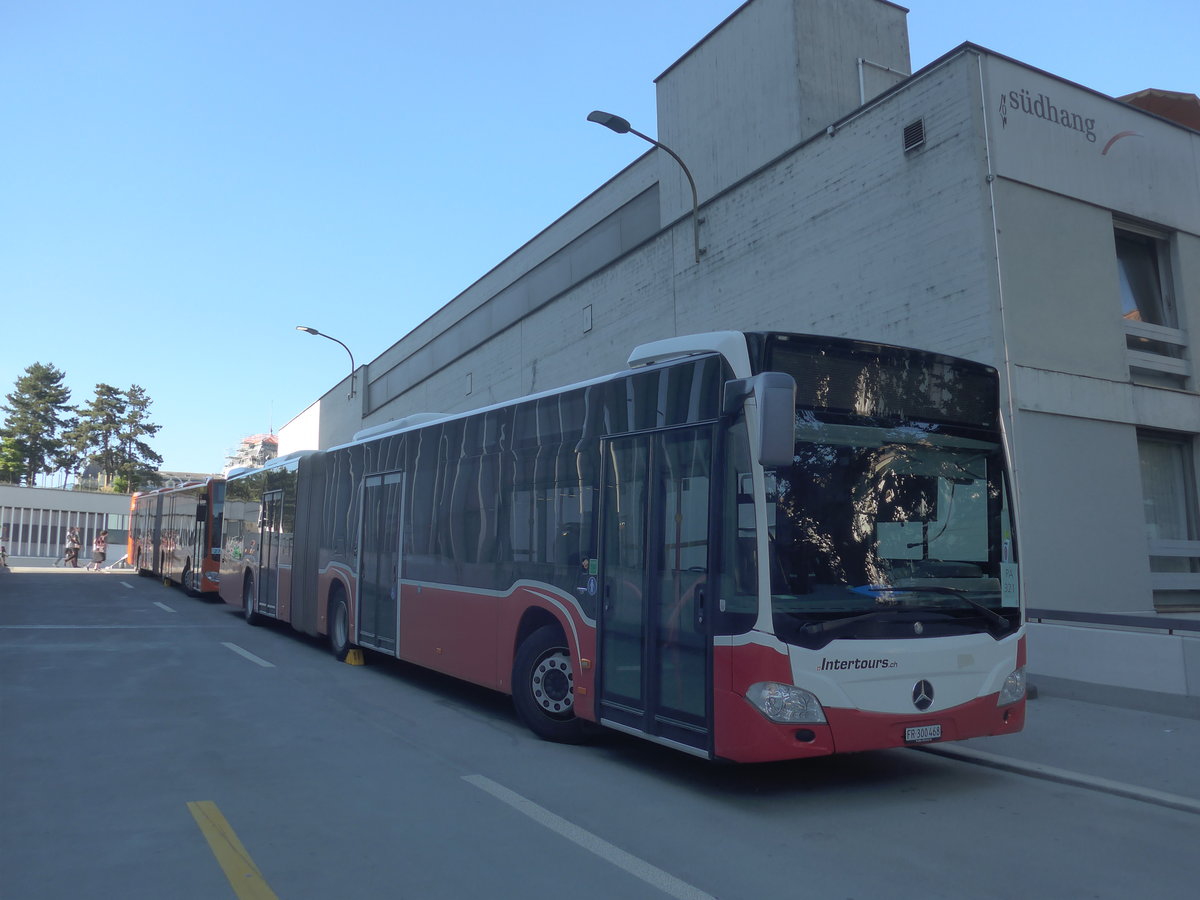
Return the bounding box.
[2,0,1196,475]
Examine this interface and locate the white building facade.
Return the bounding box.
[279,0,1199,704]
[0,484,132,566]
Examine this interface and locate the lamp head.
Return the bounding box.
[587,110,632,134]
[296,326,320,335]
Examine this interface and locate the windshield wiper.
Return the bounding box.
[799,608,935,637]
[860,585,1010,630]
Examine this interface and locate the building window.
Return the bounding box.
[1116,230,1171,325]
[1137,430,1200,609]
[1114,221,1189,388]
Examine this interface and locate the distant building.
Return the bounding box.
[225,434,278,473]
[1118,89,1200,130]
[65,462,147,493]
[157,470,222,489]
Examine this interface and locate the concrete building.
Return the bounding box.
[279,0,1199,706]
[0,484,132,566]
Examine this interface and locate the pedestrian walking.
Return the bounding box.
[62,527,81,568]
[87,530,108,571]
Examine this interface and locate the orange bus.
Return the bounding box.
[129,478,225,596]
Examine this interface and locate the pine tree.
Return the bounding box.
[0,363,73,485]
[116,385,162,490]
[56,416,88,482]
[73,383,125,486]
[73,383,163,490]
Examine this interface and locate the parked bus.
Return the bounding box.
[130,478,225,596]
[219,331,1026,762]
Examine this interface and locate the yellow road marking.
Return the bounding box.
[187,801,280,900]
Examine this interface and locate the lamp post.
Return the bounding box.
[587,109,704,264]
[296,326,357,399]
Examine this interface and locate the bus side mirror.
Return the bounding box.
[196,503,207,523]
[724,372,796,468]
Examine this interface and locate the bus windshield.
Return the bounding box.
[768,418,1019,647]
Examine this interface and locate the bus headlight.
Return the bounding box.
[746,683,827,724]
[997,666,1026,706]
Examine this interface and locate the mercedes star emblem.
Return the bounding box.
[912,679,935,711]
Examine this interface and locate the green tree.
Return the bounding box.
[73,383,125,486]
[56,415,88,482]
[0,436,25,484]
[0,363,73,484]
[116,385,162,490]
[73,383,163,490]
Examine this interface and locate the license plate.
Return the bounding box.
[905,724,942,743]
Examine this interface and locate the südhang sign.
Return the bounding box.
[999,86,1097,144]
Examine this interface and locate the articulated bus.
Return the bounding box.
[218,331,1026,762]
[130,478,225,596]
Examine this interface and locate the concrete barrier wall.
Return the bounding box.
[1029,622,1200,699]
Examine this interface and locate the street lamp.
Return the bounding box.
[296,326,357,399]
[587,109,704,264]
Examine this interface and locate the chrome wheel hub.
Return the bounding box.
[531,650,574,716]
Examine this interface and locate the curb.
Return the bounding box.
[916,744,1200,816]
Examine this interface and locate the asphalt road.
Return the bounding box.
[2,568,1196,900]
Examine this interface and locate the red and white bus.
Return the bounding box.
[130,478,225,596]
[219,331,1026,762]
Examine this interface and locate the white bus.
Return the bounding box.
[219,331,1026,762]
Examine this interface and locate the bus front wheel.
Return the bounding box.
[243,575,261,626]
[512,625,590,744]
[329,592,352,661]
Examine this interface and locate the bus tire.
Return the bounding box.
[328,590,353,661]
[512,625,590,744]
[243,574,261,626]
[181,561,196,597]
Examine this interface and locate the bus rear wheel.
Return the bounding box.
[512,625,590,744]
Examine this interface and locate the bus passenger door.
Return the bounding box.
[258,490,283,616]
[598,429,713,754]
[150,495,164,576]
[357,472,404,655]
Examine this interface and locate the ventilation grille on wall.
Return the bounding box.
[903,118,926,152]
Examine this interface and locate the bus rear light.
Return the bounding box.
[746,683,827,724]
[997,666,1026,706]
